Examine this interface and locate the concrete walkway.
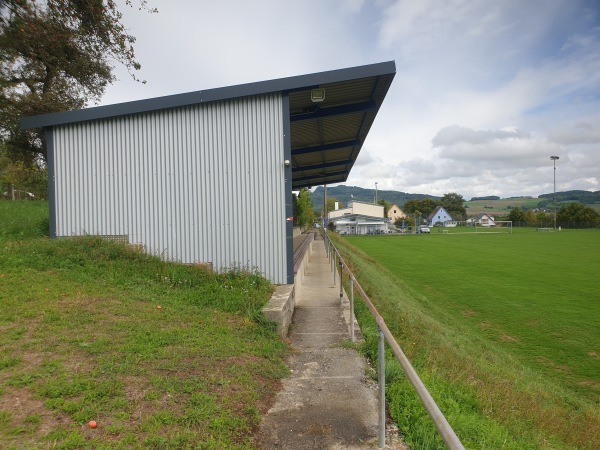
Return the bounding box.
[260,238,403,449]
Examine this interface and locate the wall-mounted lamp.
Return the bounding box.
[311,88,325,103]
[284,159,290,166]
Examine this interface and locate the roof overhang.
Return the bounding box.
[20,61,396,190]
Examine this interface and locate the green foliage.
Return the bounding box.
[440,192,466,220]
[377,198,391,217]
[0,145,48,198]
[404,198,438,216]
[470,195,500,201]
[296,187,315,228]
[326,196,343,213]
[0,0,155,162]
[311,185,440,212]
[538,189,600,204]
[507,207,525,223]
[335,230,600,449]
[0,199,49,239]
[0,202,288,448]
[557,201,600,224]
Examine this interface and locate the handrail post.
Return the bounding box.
[378,323,386,449]
[333,252,337,284]
[349,276,355,342]
[339,260,344,304]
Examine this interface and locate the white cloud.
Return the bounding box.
[98,0,600,199]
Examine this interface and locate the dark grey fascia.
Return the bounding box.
[20,61,396,129]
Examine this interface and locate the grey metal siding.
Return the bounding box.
[52,94,288,283]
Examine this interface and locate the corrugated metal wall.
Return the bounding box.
[52,93,288,283]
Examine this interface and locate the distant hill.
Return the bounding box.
[308,187,600,214]
[310,185,439,212]
[537,190,600,207]
[470,196,500,201]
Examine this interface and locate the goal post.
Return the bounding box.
[450,221,513,234]
[491,221,513,234]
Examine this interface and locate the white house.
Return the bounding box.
[328,201,388,235]
[427,206,456,227]
[468,213,496,227]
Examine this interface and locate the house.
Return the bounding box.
[387,203,406,223]
[328,201,388,235]
[20,62,396,284]
[427,206,455,227]
[468,213,496,227]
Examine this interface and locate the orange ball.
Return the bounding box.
[88,420,97,428]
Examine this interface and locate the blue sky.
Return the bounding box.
[102,0,600,199]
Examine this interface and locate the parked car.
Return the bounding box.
[418,225,431,234]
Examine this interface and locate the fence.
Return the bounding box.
[323,230,464,450]
[510,221,599,229]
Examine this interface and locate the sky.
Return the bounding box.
[100,0,600,200]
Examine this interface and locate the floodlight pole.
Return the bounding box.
[551,156,559,230]
[375,182,378,204]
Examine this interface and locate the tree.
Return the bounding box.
[0,142,47,197]
[326,197,343,213]
[557,202,600,225]
[296,188,315,229]
[507,207,525,224]
[440,192,466,220]
[536,210,549,227]
[377,198,391,217]
[0,0,155,162]
[523,209,537,225]
[403,198,437,216]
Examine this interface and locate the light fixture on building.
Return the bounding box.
[311,88,325,103]
[284,159,290,166]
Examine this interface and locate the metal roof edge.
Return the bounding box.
[20,61,396,129]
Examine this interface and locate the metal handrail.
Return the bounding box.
[323,230,465,450]
[293,232,315,273]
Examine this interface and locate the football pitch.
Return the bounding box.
[337,228,599,449]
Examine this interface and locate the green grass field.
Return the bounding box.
[0,201,287,449]
[464,197,600,215]
[332,229,599,449]
[464,197,541,215]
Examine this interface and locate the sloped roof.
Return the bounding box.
[427,205,453,221]
[20,62,396,191]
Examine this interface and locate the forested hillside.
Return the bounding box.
[310,185,439,211]
[310,186,600,213]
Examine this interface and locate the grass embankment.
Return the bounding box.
[332,229,599,449]
[0,201,288,449]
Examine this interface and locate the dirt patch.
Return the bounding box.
[0,386,71,438]
[500,335,519,343]
[534,356,573,375]
[478,321,491,330]
[462,310,478,317]
[578,380,600,390]
[589,351,600,360]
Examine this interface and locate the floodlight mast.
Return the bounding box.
[551,156,559,230]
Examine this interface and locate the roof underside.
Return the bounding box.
[21,62,396,191]
[288,71,394,190]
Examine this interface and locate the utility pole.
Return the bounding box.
[551,156,559,230]
[324,184,327,229]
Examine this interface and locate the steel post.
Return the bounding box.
[333,253,337,284]
[339,261,344,304]
[349,276,355,342]
[378,325,386,448]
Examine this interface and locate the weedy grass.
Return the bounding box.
[333,229,600,449]
[0,201,288,449]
